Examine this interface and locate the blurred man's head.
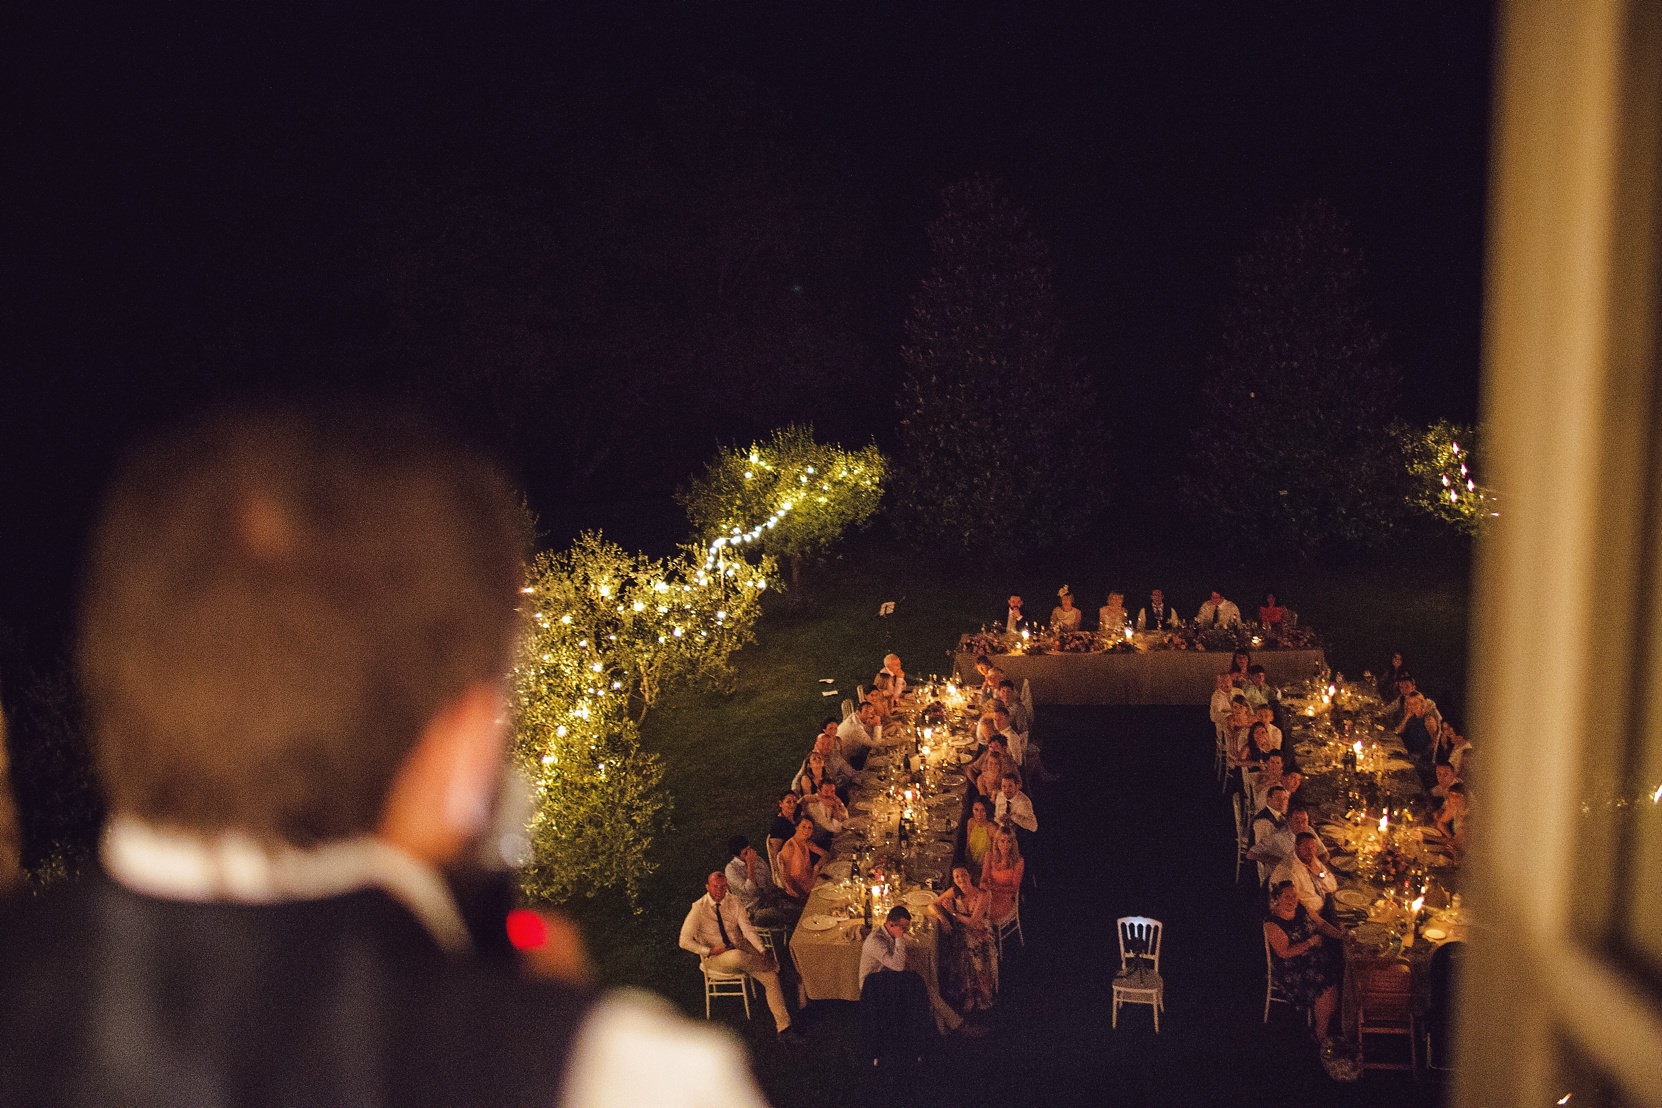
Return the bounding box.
[79,402,525,851]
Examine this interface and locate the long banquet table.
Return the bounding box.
[787,697,976,1031]
[1277,684,1469,1043]
[952,643,1326,706]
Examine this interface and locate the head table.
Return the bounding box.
[954,633,1326,706]
[787,687,978,1031]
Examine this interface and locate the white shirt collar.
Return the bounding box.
[102,816,471,954]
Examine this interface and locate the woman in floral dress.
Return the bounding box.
[1263,880,1343,1037]
[930,865,999,1012]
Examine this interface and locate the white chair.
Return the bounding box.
[1111,916,1164,1032]
[1262,930,1304,1024]
[1020,678,1034,713]
[994,896,1024,954]
[766,839,787,890]
[856,684,866,705]
[841,697,855,720]
[1214,724,1230,787]
[699,959,754,1021]
[1232,793,1250,883]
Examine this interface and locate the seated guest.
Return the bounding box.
[929,865,998,1015]
[1210,672,1237,735]
[1224,698,1256,764]
[1003,595,1024,633]
[987,704,1026,768]
[1429,761,1463,810]
[1271,832,1339,921]
[974,746,1019,801]
[1378,651,1410,701]
[1432,783,1470,862]
[979,825,1024,924]
[838,700,881,766]
[1050,586,1082,632]
[1228,649,1252,686]
[805,725,855,789]
[1284,808,1328,861]
[1246,785,1294,884]
[1137,587,1176,631]
[767,792,801,859]
[1245,664,1287,732]
[725,836,799,928]
[1098,591,1127,635]
[1440,722,1474,778]
[777,817,827,902]
[972,655,998,701]
[796,750,833,798]
[1231,721,1279,769]
[859,906,916,989]
[1198,589,1242,628]
[966,733,1011,783]
[996,679,1032,736]
[1258,590,1286,629]
[1248,751,1291,810]
[1254,705,1285,758]
[805,779,849,839]
[679,872,799,1040]
[876,653,908,701]
[1394,690,1442,761]
[963,799,995,870]
[993,774,1037,834]
[1263,880,1343,1041]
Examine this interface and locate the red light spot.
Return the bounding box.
[505,909,547,951]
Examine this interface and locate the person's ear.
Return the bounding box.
[378,681,509,866]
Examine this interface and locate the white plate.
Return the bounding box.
[903,890,936,909]
[1422,926,1448,941]
[823,861,851,880]
[1335,888,1371,909]
[852,799,874,812]
[842,815,870,832]
[941,773,967,786]
[800,914,838,932]
[1384,758,1415,772]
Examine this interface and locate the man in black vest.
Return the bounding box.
[0,402,766,1107]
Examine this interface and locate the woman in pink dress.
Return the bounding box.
[980,825,1025,924]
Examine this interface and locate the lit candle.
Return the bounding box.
[1378,814,1389,835]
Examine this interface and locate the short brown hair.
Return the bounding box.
[78,401,526,846]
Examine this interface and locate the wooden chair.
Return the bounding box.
[1357,960,1418,1072]
[1111,916,1164,1032]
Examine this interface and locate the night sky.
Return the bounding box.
[3,1,1492,649]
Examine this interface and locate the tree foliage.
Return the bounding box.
[1401,420,1491,535]
[512,532,770,905]
[678,425,886,588]
[894,175,1106,552]
[1186,200,1404,553]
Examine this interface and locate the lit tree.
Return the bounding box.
[1186,200,1404,553]
[1401,420,1492,534]
[512,532,771,904]
[678,425,886,591]
[894,175,1106,552]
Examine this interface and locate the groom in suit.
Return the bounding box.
[0,402,765,1107]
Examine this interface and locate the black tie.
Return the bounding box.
[715,900,733,949]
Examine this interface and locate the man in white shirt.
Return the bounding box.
[1271,833,1338,918]
[858,906,914,988]
[837,700,881,764]
[724,836,797,928]
[1004,594,1024,633]
[1196,589,1242,628]
[993,774,1038,834]
[1246,785,1293,884]
[1138,588,1176,630]
[802,724,855,788]
[995,680,1033,737]
[805,780,848,837]
[1209,672,1236,733]
[877,654,907,700]
[678,872,801,1040]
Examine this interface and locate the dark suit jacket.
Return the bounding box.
[0,878,594,1107]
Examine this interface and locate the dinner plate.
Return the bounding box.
[1383,758,1415,772]
[903,890,936,909]
[843,815,870,832]
[1422,926,1448,942]
[800,914,838,932]
[851,799,874,812]
[941,773,967,786]
[1328,852,1357,874]
[823,860,851,881]
[1335,888,1371,909]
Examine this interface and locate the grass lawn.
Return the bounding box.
[550,531,1473,1107]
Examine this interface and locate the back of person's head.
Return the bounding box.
[79,400,526,848]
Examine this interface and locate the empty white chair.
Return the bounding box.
[1232,793,1250,883]
[1111,916,1164,1032]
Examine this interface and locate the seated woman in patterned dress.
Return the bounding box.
[929,865,998,1014]
[1263,880,1344,1039]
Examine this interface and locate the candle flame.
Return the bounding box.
[1412,896,1424,912]
[1378,814,1389,833]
